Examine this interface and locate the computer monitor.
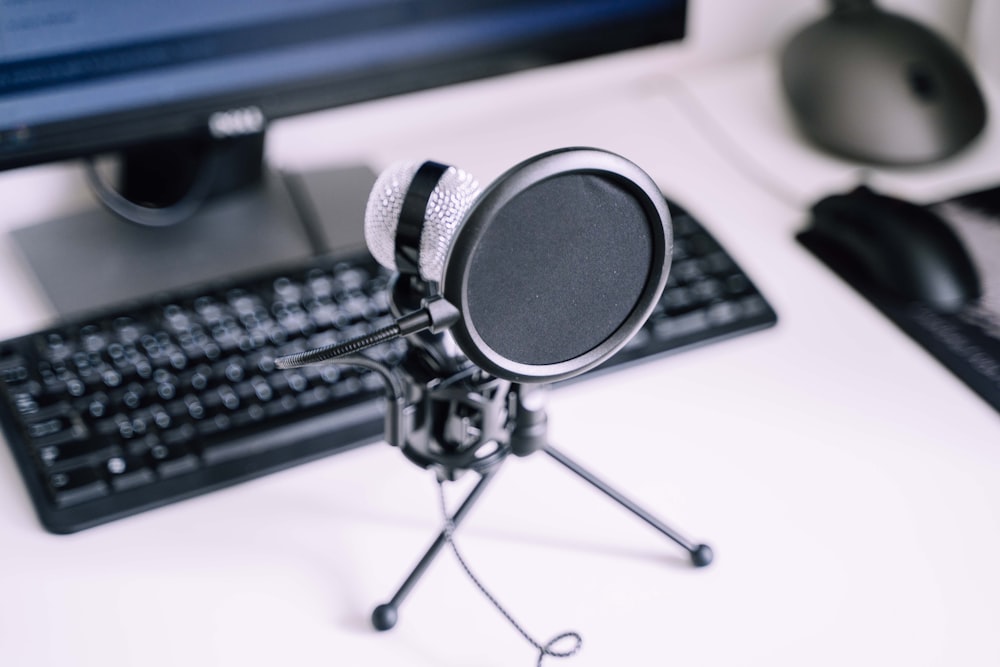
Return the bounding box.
[0,1,688,314]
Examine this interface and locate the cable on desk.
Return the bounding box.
[437,478,583,666]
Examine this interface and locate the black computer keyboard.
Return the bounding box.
[0,202,776,533]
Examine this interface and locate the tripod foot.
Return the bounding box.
[369,470,498,631]
[371,603,399,631]
[691,543,713,567]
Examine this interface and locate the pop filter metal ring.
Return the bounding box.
[441,147,672,384]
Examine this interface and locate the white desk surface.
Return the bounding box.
[1,49,999,666]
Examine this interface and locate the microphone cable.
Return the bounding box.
[436,478,583,666]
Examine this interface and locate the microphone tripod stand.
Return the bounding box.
[270,149,712,659]
[304,333,713,633]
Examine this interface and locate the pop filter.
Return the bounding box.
[277,147,671,384]
[440,148,671,383]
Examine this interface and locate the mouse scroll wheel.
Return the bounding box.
[906,63,938,102]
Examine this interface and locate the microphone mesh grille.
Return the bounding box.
[364,161,417,273]
[364,160,481,282]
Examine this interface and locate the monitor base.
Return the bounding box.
[10,164,376,317]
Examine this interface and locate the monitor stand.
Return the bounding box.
[9,134,376,318]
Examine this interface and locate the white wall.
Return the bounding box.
[968,1,1000,84]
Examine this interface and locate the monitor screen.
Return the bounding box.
[1,0,687,316]
[0,0,687,172]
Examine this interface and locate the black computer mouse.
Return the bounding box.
[780,0,987,165]
[805,186,981,312]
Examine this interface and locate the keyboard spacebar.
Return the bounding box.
[201,401,385,465]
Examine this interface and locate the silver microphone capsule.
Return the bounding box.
[363,160,481,283]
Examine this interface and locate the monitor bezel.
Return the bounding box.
[0,3,687,173]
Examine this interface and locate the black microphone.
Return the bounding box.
[277,147,672,383]
[274,149,711,648]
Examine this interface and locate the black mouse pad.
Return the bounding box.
[797,184,1000,414]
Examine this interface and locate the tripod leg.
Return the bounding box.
[544,444,713,568]
[371,468,499,631]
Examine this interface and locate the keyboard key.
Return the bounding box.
[47,466,109,507]
[148,439,199,478]
[653,311,709,341]
[36,439,116,469]
[706,301,743,326]
[0,354,30,384]
[24,403,89,448]
[106,455,156,492]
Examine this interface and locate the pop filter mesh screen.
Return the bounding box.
[465,173,653,365]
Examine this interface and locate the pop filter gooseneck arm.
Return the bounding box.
[273,296,459,369]
[276,158,465,368]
